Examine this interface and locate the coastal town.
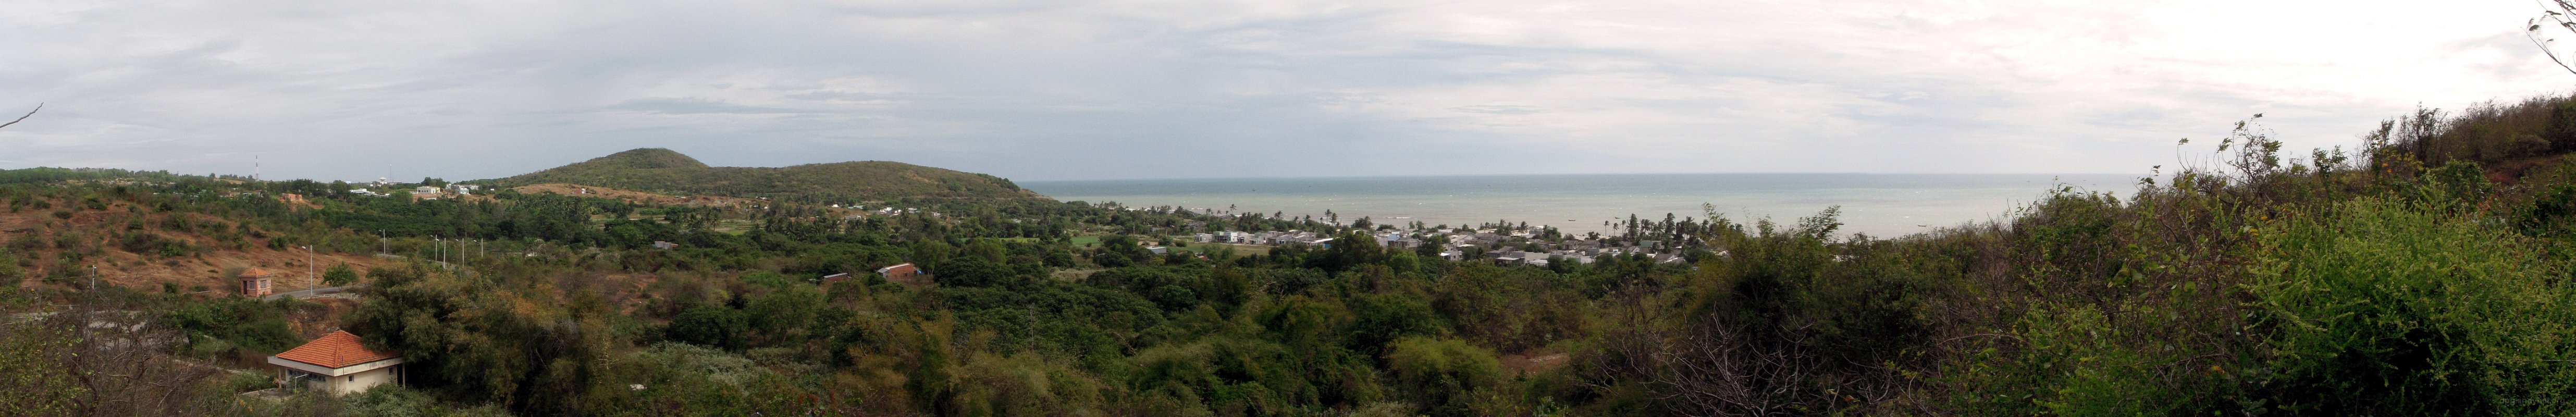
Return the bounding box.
[1182,227,1701,268]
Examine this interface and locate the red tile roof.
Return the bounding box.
[274,330,399,369]
[240,268,274,278]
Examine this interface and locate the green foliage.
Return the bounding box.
[0,315,81,415]
[586,342,803,416]
[323,263,358,286]
[344,263,615,413]
[340,385,515,417]
[2244,198,2576,414]
[164,297,306,356]
[1951,303,2211,415]
[0,251,20,286]
[666,305,748,351]
[1384,336,1503,416]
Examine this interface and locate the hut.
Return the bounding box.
[239,268,275,297]
[268,330,405,396]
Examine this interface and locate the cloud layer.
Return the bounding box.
[0,0,2566,181]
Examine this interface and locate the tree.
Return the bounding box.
[322,263,358,286]
[668,305,748,351]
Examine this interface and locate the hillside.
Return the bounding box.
[477,148,1044,204]
[0,193,390,293]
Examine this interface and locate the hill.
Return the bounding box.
[476,148,1044,204]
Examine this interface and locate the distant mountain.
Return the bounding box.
[477,148,1044,203]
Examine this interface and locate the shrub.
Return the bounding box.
[0,252,19,287]
[667,305,748,351]
[322,263,358,286]
[1385,336,1503,417]
[2244,198,2576,414]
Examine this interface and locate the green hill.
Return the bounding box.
[477,148,1043,203]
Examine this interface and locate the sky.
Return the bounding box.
[1,0,2571,181]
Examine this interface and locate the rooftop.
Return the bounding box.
[274,330,400,369]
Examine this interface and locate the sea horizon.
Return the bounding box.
[1023,172,2144,239]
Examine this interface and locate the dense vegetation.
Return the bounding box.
[5,96,2576,415]
[477,148,1042,204]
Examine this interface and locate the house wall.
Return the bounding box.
[307,365,398,396]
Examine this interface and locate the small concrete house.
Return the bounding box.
[239,268,275,297]
[876,263,927,285]
[269,330,404,396]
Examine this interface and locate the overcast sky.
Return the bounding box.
[2,1,2570,181]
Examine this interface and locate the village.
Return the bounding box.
[1179,224,1702,268]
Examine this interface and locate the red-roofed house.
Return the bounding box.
[240,268,275,297]
[268,330,404,395]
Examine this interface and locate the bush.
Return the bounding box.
[1385,336,1503,417]
[163,298,304,356]
[323,263,358,286]
[2245,198,2576,414]
[667,305,748,350]
[0,252,19,287]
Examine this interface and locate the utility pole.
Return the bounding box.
[304,246,314,287]
[379,230,387,255]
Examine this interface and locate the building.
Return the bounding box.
[818,273,853,284]
[239,268,275,297]
[876,263,928,285]
[268,330,404,396]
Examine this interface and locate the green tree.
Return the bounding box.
[0,251,20,287]
[1385,336,1503,417]
[668,305,748,351]
[322,263,358,286]
[0,315,80,415]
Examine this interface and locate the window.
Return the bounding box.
[347,375,353,382]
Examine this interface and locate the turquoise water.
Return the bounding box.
[1022,173,2142,238]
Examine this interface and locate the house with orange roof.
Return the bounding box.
[240,268,275,297]
[267,330,405,395]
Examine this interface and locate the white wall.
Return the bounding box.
[308,365,398,396]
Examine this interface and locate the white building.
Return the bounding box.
[268,330,405,396]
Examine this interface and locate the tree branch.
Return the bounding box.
[0,103,35,129]
[2535,0,2576,75]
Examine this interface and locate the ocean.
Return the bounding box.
[1020,173,2143,238]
